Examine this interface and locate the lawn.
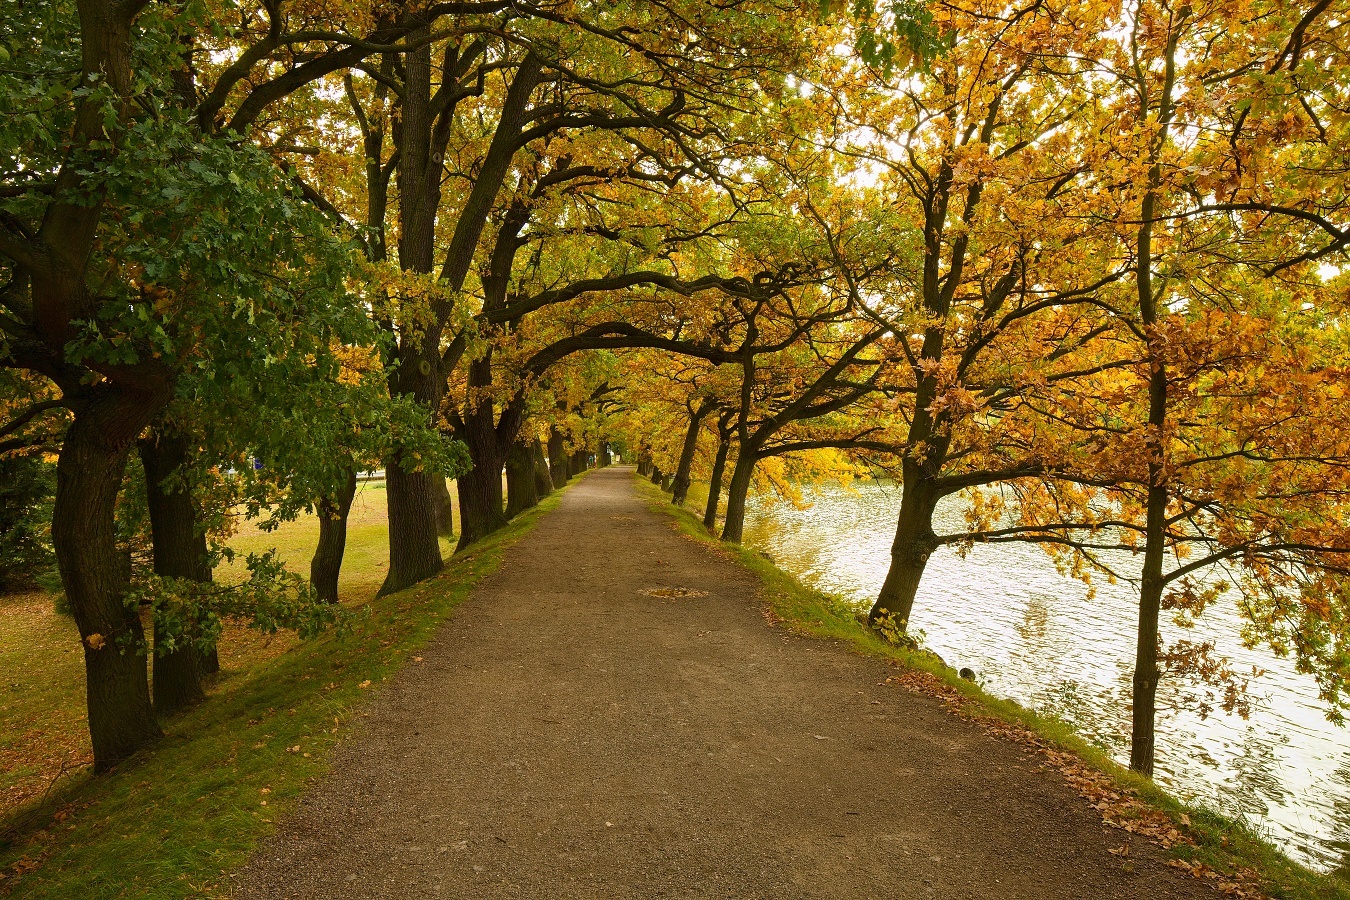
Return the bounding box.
[0,476,559,898]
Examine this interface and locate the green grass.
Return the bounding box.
[0,478,574,899]
[0,594,89,815]
[637,475,1350,900]
[221,480,455,599]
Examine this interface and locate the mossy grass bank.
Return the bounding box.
[0,478,575,899]
[638,475,1350,900]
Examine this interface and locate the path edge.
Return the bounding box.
[0,473,584,900]
[631,473,1346,900]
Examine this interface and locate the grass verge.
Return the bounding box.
[0,479,573,899]
[635,475,1350,900]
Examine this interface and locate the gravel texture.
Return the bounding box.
[234,466,1213,899]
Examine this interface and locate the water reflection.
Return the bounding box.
[1328,754,1350,869]
[743,482,1350,870]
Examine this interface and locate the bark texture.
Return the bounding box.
[138,430,211,717]
[455,358,510,550]
[380,461,444,597]
[548,429,569,487]
[703,433,731,531]
[532,439,553,498]
[719,453,757,544]
[869,473,940,630]
[671,399,713,507]
[54,387,166,770]
[378,27,450,595]
[505,439,539,518]
[311,467,358,604]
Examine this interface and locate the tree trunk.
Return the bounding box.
[455,358,510,550]
[380,460,443,596]
[138,430,211,717]
[1131,484,1167,776]
[54,387,165,771]
[432,475,455,538]
[868,471,940,630]
[1129,45,1177,775]
[650,467,663,485]
[456,459,507,549]
[380,29,445,596]
[378,316,444,595]
[198,644,219,676]
[532,439,553,498]
[597,440,610,468]
[571,449,588,474]
[311,467,358,604]
[379,334,444,596]
[548,428,569,487]
[702,434,730,530]
[719,452,757,543]
[672,400,713,507]
[505,439,539,518]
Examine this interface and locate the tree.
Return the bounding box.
[1051,0,1350,776]
[783,0,1131,630]
[0,0,398,767]
[918,0,1350,776]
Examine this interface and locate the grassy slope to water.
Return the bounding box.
[0,478,570,899]
[636,476,1350,900]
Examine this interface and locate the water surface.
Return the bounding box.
[742,482,1350,870]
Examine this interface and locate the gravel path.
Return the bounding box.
[235,466,1213,899]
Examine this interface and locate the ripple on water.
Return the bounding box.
[743,483,1350,872]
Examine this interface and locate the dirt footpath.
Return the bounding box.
[235,467,1212,899]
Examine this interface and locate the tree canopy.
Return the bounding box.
[3,0,1349,786]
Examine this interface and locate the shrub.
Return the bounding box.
[0,454,56,592]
